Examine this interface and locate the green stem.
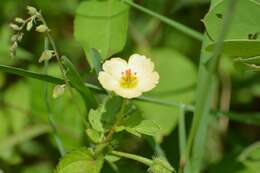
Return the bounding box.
[43,37,66,156]
[138,96,195,112]
[111,150,153,166]
[122,0,203,41]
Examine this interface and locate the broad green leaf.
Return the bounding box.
[74,0,129,66]
[206,40,260,57]
[204,0,260,41]
[88,106,106,132]
[55,147,104,173]
[61,56,98,109]
[135,48,197,141]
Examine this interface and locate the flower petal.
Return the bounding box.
[138,71,159,92]
[103,58,128,79]
[98,71,118,91]
[115,88,142,99]
[129,54,154,74]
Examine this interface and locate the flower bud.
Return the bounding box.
[36,25,49,33]
[26,20,33,31]
[9,23,20,31]
[10,42,18,50]
[27,6,38,16]
[17,33,24,42]
[9,42,18,58]
[11,34,18,42]
[39,50,55,63]
[15,17,25,24]
[53,84,66,98]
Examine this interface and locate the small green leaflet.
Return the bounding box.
[117,120,160,137]
[88,105,106,133]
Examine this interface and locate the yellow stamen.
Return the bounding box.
[120,69,138,89]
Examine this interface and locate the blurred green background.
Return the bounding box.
[0,0,259,172]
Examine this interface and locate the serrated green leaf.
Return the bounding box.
[55,147,104,173]
[74,0,129,66]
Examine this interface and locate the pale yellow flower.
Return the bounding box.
[98,54,159,99]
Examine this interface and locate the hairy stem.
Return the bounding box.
[111,150,153,166]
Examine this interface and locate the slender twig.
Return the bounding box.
[43,37,65,156]
[122,0,203,41]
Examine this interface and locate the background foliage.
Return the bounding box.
[0,0,260,173]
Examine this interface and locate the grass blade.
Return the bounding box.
[187,0,238,173]
[0,64,64,84]
[62,56,98,109]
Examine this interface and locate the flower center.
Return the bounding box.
[120,69,138,89]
